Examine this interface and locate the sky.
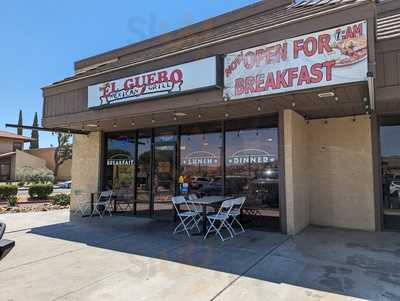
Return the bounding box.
[0,0,259,148]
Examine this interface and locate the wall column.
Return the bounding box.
[283,110,310,235]
[70,132,102,215]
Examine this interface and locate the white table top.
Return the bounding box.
[191,196,234,205]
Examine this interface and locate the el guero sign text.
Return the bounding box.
[88,57,217,108]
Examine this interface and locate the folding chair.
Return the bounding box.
[227,197,246,235]
[90,191,113,218]
[71,190,91,216]
[172,196,201,238]
[0,222,15,261]
[204,199,235,241]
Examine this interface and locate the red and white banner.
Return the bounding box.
[88,57,217,108]
[224,21,368,100]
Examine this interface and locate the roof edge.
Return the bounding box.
[74,0,289,71]
[377,0,400,17]
[44,0,374,90]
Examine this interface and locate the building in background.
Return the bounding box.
[41,0,400,234]
[0,131,72,182]
[0,131,44,182]
[25,148,72,182]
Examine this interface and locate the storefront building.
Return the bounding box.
[42,0,400,234]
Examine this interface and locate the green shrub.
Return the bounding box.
[52,194,70,206]
[18,182,25,187]
[0,184,18,200]
[29,184,53,199]
[16,167,55,184]
[7,195,18,207]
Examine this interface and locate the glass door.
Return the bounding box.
[135,131,152,216]
[104,133,135,213]
[152,129,177,219]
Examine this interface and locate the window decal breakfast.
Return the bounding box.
[88,57,217,108]
[224,21,368,100]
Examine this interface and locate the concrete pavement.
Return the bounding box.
[0,210,400,300]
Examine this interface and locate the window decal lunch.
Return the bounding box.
[88,57,217,108]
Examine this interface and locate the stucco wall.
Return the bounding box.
[284,110,310,235]
[25,148,72,181]
[57,159,72,181]
[307,115,375,231]
[13,150,47,181]
[0,140,14,154]
[70,132,101,214]
[283,111,376,233]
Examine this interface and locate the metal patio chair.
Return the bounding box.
[71,190,91,216]
[0,222,15,261]
[90,191,113,218]
[226,197,246,235]
[172,196,201,238]
[204,199,236,241]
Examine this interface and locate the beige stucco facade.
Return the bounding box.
[284,110,376,234]
[284,110,310,235]
[10,150,47,181]
[25,148,72,181]
[0,140,15,154]
[70,132,102,214]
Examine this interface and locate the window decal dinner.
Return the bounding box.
[88,57,217,108]
[227,149,276,166]
[224,21,368,100]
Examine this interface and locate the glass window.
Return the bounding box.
[153,128,177,217]
[136,131,151,214]
[225,127,279,209]
[381,125,400,230]
[0,162,10,181]
[180,123,222,196]
[104,134,135,194]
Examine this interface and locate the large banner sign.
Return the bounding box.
[224,21,368,100]
[88,57,217,108]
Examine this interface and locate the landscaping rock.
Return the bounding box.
[0,203,70,214]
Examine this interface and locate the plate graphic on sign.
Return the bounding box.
[88,57,217,108]
[224,21,368,100]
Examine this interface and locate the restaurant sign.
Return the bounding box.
[88,57,217,108]
[224,21,368,100]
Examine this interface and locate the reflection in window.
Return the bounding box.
[180,126,222,196]
[105,134,135,195]
[136,134,151,212]
[0,161,11,181]
[381,125,400,230]
[225,128,279,209]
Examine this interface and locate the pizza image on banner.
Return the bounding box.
[223,21,368,100]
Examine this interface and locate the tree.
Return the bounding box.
[30,112,39,149]
[54,133,73,180]
[17,110,23,136]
